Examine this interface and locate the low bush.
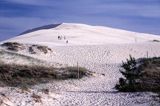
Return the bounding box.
[1,42,53,54]
[152,39,160,42]
[1,42,25,51]
[0,62,89,87]
[31,93,42,103]
[61,67,88,79]
[116,56,160,92]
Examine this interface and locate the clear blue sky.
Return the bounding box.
[0,0,160,41]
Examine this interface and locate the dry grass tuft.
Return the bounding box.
[1,42,25,51]
[31,93,42,103]
[0,62,89,87]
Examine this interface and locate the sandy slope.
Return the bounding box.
[1,23,160,106]
[6,23,160,45]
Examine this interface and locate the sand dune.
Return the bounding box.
[1,23,160,106]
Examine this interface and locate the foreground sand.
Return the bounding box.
[1,42,160,106]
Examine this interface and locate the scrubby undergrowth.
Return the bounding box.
[116,56,160,92]
[1,42,53,54]
[0,62,89,87]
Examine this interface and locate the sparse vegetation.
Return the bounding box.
[0,62,89,87]
[29,46,36,54]
[1,42,25,51]
[60,66,88,79]
[30,44,52,54]
[36,45,52,54]
[31,93,42,103]
[20,85,31,93]
[152,39,160,42]
[41,89,49,94]
[116,55,160,92]
[1,42,52,54]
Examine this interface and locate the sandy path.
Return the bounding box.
[35,42,160,106]
[1,42,160,106]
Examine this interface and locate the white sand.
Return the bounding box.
[1,23,160,106]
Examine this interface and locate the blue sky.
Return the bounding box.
[0,0,160,41]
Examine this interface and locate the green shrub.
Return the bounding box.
[116,56,160,92]
[116,55,143,92]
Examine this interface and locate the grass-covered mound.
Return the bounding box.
[0,62,89,87]
[1,42,53,54]
[116,56,160,92]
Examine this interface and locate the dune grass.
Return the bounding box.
[0,62,88,87]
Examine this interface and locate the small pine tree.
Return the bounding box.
[116,55,143,91]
